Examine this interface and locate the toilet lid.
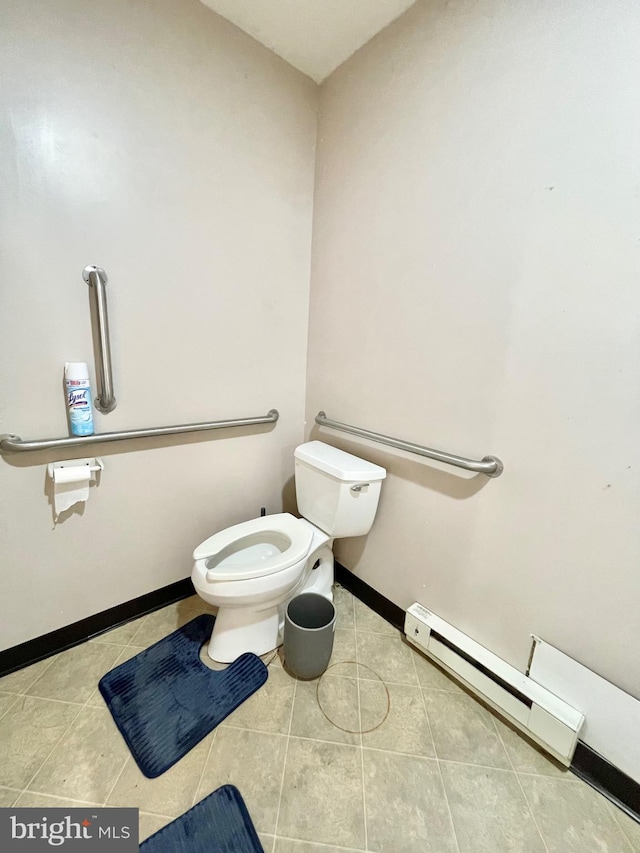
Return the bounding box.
[194,513,315,582]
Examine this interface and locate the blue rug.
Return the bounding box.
[99,614,268,778]
[140,784,264,852]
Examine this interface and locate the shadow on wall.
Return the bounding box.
[308,425,492,501]
[281,475,297,515]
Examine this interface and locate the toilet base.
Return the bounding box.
[207,605,280,663]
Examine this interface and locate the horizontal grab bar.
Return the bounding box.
[0,410,279,454]
[315,411,503,477]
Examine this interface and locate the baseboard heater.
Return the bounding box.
[405,603,585,765]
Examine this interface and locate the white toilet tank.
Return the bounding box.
[294,441,386,537]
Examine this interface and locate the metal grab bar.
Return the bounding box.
[83,265,116,413]
[315,411,503,477]
[0,410,279,454]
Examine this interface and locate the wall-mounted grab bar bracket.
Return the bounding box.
[83,265,116,414]
[481,455,504,478]
[82,265,106,284]
[315,411,503,478]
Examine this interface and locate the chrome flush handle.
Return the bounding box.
[350,483,369,492]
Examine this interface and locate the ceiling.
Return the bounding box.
[199,0,417,83]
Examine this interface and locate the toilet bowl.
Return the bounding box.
[192,441,386,662]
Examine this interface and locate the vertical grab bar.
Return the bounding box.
[82,265,116,413]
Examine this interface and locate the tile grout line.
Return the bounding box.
[275,834,365,851]
[102,754,131,808]
[608,803,640,850]
[277,670,457,689]
[409,663,437,760]
[136,809,175,821]
[18,791,102,808]
[1,787,24,807]
[412,646,461,853]
[491,715,551,853]
[438,756,565,776]
[272,647,298,843]
[353,625,400,638]
[515,769,580,782]
[128,614,150,646]
[191,728,218,807]
[0,694,21,721]
[0,653,59,700]
[354,609,369,852]
[485,708,511,768]
[16,694,96,707]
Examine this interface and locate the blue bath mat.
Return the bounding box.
[99,613,268,778]
[141,784,264,852]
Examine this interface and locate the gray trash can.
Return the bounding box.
[284,593,336,680]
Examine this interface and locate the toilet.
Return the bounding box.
[191,441,386,662]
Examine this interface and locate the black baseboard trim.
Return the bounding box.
[0,577,195,679]
[334,562,640,824]
[572,741,640,822]
[334,562,405,633]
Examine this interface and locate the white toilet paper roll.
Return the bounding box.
[52,466,93,485]
[52,465,93,516]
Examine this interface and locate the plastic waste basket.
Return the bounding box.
[284,593,336,679]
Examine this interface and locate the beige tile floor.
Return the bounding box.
[1,586,639,852]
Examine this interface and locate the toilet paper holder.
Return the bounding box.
[47,457,104,479]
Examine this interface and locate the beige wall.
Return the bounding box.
[308,0,640,696]
[0,0,318,649]
[3,0,639,702]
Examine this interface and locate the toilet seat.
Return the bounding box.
[193,513,314,583]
